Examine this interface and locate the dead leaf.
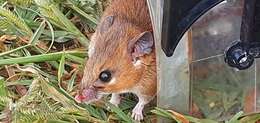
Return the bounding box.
[0,35,16,51]
[244,87,259,113]
[167,110,189,123]
[18,36,49,50]
[16,65,39,74]
[0,35,16,42]
[190,103,203,118]
[5,65,27,96]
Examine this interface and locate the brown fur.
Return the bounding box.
[80,0,156,97]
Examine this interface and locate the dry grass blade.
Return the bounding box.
[5,65,27,96]
[167,110,189,123]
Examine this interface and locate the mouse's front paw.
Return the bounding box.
[109,93,121,107]
[131,104,144,121]
[131,110,143,121]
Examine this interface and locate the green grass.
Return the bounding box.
[0,0,260,122]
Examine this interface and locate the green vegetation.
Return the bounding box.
[0,0,259,122]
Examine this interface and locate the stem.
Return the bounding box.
[0,50,86,65]
[0,44,31,57]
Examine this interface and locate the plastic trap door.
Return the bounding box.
[189,0,260,121]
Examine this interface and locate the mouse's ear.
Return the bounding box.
[128,31,154,61]
[99,15,115,34]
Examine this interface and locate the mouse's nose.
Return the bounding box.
[74,87,97,103]
[75,93,87,103]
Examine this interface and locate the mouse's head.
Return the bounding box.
[75,15,154,103]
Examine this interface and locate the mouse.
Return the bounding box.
[75,0,156,121]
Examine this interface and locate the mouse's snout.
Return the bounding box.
[74,86,98,103]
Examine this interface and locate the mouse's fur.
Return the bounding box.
[76,0,156,121]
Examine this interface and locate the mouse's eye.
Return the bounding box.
[99,70,112,82]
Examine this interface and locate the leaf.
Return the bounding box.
[0,20,45,57]
[0,44,31,57]
[227,111,243,123]
[0,35,16,42]
[152,107,173,119]
[16,64,35,73]
[106,102,134,123]
[35,0,89,47]
[45,20,54,52]
[0,50,86,65]
[9,0,34,6]
[0,7,32,36]
[58,53,65,83]
[46,120,73,123]
[29,20,46,45]
[240,113,260,123]
[67,70,77,92]
[50,4,89,47]
[97,108,108,120]
[6,80,32,86]
[118,97,136,111]
[15,6,38,21]
[39,77,75,109]
[42,30,72,39]
[66,0,98,26]
[152,107,218,123]
[167,110,189,123]
[84,104,104,120]
[65,54,85,64]
[0,76,6,97]
[185,116,217,123]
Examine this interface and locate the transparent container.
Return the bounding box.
[189,0,260,121]
[147,0,260,121]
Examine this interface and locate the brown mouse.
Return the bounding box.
[75,0,156,121]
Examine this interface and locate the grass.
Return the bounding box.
[0,0,153,122]
[0,0,260,122]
